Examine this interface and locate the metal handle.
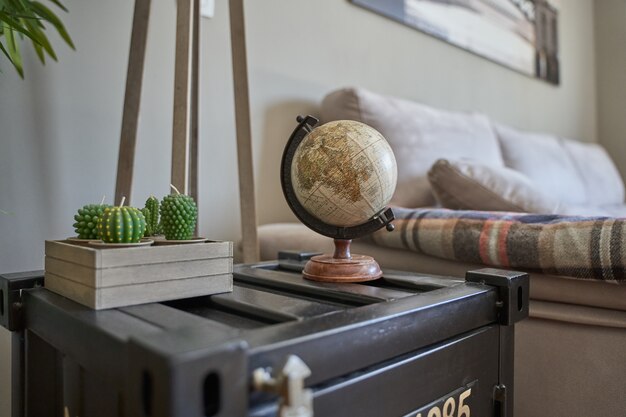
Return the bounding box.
[253,355,313,417]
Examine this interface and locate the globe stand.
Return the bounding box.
[281,115,396,284]
[303,239,382,282]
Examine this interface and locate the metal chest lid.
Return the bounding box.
[2,260,528,417]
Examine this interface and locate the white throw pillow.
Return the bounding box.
[561,138,625,205]
[494,123,588,205]
[428,159,563,213]
[321,88,504,208]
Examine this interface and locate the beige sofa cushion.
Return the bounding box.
[428,159,562,213]
[562,138,625,206]
[321,88,504,207]
[494,124,588,205]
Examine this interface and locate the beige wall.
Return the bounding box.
[595,0,626,180]
[247,0,598,226]
[0,0,598,414]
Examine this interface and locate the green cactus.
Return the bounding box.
[141,207,153,237]
[143,196,160,236]
[160,187,198,240]
[73,204,111,239]
[97,206,146,243]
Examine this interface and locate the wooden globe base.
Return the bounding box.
[302,239,383,283]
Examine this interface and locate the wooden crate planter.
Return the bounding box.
[44,240,233,310]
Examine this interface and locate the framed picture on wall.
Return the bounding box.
[350,0,560,85]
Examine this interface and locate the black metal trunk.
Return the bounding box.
[1,257,528,417]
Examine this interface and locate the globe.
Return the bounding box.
[290,120,397,228]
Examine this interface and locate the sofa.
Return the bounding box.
[259,88,626,417]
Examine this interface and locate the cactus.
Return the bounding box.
[97,200,146,243]
[73,203,111,239]
[160,185,198,240]
[143,196,160,236]
[141,207,153,237]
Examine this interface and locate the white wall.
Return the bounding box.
[0,0,598,414]
[595,0,626,180]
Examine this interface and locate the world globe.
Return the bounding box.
[281,116,397,282]
[290,120,398,228]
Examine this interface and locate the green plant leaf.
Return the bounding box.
[4,24,23,78]
[0,11,41,44]
[0,0,73,77]
[4,13,41,19]
[21,16,57,60]
[47,0,67,12]
[31,1,73,49]
[10,0,32,10]
[0,39,12,61]
[31,36,45,63]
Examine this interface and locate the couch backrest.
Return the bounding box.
[321,87,625,208]
[321,87,504,207]
[494,123,625,206]
[562,138,624,206]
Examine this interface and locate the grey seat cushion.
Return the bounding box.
[258,222,626,311]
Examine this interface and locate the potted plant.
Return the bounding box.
[0,0,74,78]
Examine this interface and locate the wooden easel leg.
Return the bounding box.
[230,0,260,262]
[115,0,152,206]
[190,0,200,235]
[171,0,194,195]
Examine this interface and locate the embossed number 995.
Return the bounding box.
[413,387,472,417]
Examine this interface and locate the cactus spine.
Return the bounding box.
[97,198,146,243]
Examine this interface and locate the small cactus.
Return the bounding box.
[141,207,153,237]
[160,185,197,240]
[97,198,146,243]
[73,203,111,239]
[143,196,160,236]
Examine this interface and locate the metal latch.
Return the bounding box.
[253,355,313,417]
[465,268,529,326]
[494,384,507,417]
[0,270,44,331]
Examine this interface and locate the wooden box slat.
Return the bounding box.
[45,272,233,310]
[45,256,232,288]
[44,240,233,310]
[45,240,232,268]
[45,240,99,268]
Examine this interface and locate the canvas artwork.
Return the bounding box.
[351,0,560,85]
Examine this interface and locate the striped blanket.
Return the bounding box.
[370,208,626,283]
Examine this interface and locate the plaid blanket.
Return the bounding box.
[370,208,626,283]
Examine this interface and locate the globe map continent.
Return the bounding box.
[291,120,397,227]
